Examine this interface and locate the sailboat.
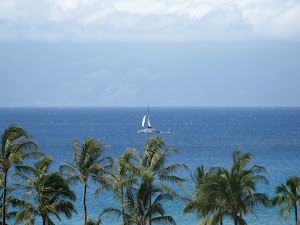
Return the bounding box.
[138,105,159,133]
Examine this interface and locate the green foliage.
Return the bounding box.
[85,217,101,225]
[138,136,188,197]
[271,176,300,225]
[137,136,187,225]
[98,136,186,225]
[0,125,41,225]
[11,156,77,225]
[206,148,269,225]
[94,148,139,224]
[100,179,175,225]
[0,125,40,167]
[182,165,214,220]
[59,137,111,225]
[0,126,297,225]
[60,137,111,184]
[94,148,138,198]
[182,147,269,225]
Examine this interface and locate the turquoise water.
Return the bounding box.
[0,107,299,225]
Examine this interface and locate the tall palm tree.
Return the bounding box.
[206,148,269,225]
[137,136,187,225]
[11,157,77,225]
[100,179,176,225]
[271,176,300,225]
[94,148,138,224]
[232,148,269,220]
[0,176,18,222]
[0,125,40,225]
[59,137,111,225]
[182,166,219,225]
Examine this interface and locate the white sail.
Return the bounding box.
[138,105,159,133]
[142,115,146,127]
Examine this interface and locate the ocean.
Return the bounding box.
[0,107,299,225]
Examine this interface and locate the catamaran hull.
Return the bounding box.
[137,128,160,133]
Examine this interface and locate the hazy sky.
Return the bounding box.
[0,0,299,107]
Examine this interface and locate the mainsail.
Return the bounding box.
[147,105,152,128]
[142,115,146,127]
[147,116,152,128]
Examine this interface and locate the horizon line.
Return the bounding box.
[0,106,299,108]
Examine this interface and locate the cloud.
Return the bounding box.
[50,0,88,11]
[85,70,113,80]
[0,0,299,41]
[241,1,300,38]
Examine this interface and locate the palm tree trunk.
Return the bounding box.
[121,185,125,224]
[295,205,298,225]
[2,170,8,225]
[234,218,238,225]
[83,183,87,225]
[234,213,238,225]
[42,215,46,225]
[148,196,151,225]
[220,215,223,225]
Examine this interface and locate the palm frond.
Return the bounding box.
[99,207,123,218]
[86,217,102,225]
[14,209,34,225]
[52,200,77,218]
[160,163,188,175]
[151,215,176,225]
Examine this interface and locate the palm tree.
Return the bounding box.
[100,179,176,225]
[182,165,219,225]
[230,148,269,221]
[11,157,77,225]
[271,176,300,225]
[138,136,187,225]
[0,176,18,223]
[59,137,111,225]
[0,125,40,225]
[205,148,269,225]
[94,148,138,224]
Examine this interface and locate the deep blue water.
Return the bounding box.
[0,107,299,225]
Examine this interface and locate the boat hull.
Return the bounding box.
[137,128,160,133]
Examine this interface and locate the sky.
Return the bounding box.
[0,0,300,107]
